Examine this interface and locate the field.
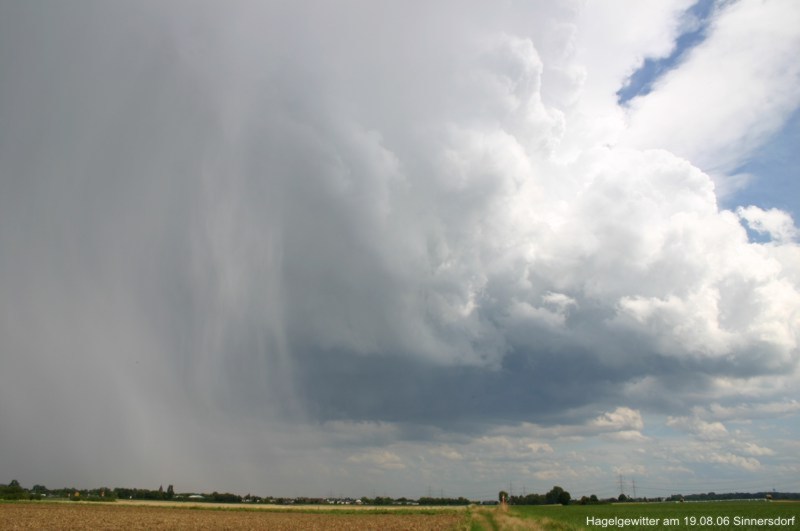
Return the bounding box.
[0,501,466,530]
[494,501,800,530]
[3,500,798,530]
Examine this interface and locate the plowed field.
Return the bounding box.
[0,502,464,530]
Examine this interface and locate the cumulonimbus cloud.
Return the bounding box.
[0,0,798,495]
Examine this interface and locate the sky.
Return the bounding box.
[1,0,799,501]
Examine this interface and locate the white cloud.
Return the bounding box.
[734,442,775,458]
[534,466,579,481]
[591,407,645,432]
[704,453,762,472]
[737,206,799,243]
[526,442,555,455]
[554,0,693,159]
[667,416,729,441]
[612,464,648,477]
[430,446,464,461]
[707,400,800,421]
[605,431,650,443]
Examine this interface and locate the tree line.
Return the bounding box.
[499,485,573,505]
[4,479,798,504]
[666,492,800,502]
[0,481,242,503]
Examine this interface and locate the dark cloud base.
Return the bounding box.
[292,343,720,429]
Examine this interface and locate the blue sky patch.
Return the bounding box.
[725,108,800,221]
[617,0,716,105]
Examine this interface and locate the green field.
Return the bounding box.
[468,501,799,530]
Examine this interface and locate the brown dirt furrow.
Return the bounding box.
[0,502,463,530]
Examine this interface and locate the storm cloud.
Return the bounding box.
[1,0,799,498]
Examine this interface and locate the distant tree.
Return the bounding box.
[167,485,174,500]
[546,486,571,505]
[1,480,29,500]
[417,496,470,506]
[578,494,601,505]
[522,493,545,505]
[209,491,242,503]
[618,493,628,502]
[499,490,509,504]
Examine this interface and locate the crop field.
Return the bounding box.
[494,501,800,531]
[4,500,798,530]
[0,501,466,530]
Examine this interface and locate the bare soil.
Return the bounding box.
[0,502,464,530]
